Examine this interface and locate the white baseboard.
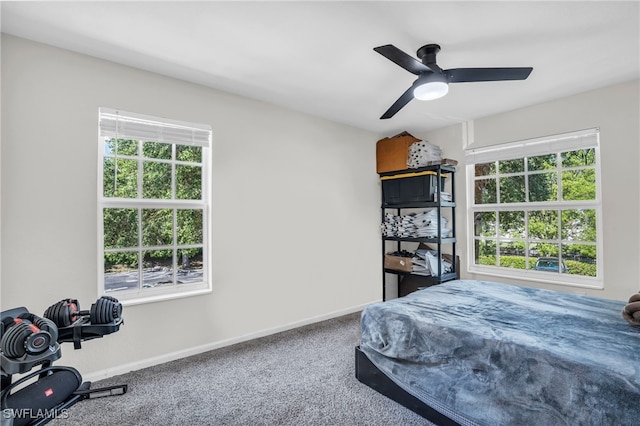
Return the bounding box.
[83,301,377,382]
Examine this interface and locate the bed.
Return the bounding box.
[355,280,640,425]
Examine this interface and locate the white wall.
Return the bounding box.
[0,35,381,378]
[421,80,640,301]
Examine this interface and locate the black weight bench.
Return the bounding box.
[1,303,126,426]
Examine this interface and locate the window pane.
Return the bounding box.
[177,145,202,163]
[104,208,138,248]
[142,249,174,289]
[528,172,557,202]
[562,169,595,200]
[562,244,597,277]
[104,138,115,155]
[561,148,596,167]
[143,141,172,160]
[103,158,138,198]
[474,211,496,237]
[499,176,525,203]
[475,178,497,204]
[178,247,204,285]
[113,138,138,156]
[528,154,556,171]
[143,161,172,199]
[499,158,524,174]
[475,162,496,177]
[103,158,116,197]
[104,251,139,293]
[142,209,173,246]
[176,165,202,200]
[533,243,559,258]
[499,242,525,268]
[177,209,203,245]
[475,240,496,266]
[528,210,558,240]
[499,211,525,238]
[561,209,596,242]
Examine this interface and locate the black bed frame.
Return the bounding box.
[355,346,461,426]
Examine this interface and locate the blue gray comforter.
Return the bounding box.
[360,280,640,425]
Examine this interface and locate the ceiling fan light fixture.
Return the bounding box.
[413,81,449,101]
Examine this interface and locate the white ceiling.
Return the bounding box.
[2,1,639,136]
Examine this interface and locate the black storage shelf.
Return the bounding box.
[381,163,457,301]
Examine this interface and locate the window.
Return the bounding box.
[98,108,212,303]
[466,129,603,289]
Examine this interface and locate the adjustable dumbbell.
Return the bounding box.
[44,296,122,327]
[0,314,58,358]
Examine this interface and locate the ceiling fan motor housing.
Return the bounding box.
[417,44,441,66]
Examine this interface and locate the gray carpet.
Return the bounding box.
[50,312,433,425]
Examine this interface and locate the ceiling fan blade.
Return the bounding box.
[374,44,431,75]
[380,86,415,119]
[446,67,533,83]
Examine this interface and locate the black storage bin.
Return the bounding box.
[381,171,445,206]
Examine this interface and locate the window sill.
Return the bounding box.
[467,265,604,290]
[108,286,212,307]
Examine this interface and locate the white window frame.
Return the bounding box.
[98,108,212,305]
[465,128,604,289]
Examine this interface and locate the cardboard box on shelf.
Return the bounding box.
[376,131,421,174]
[384,254,414,272]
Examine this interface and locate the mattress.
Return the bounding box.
[360,280,640,425]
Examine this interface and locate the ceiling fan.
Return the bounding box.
[374,44,533,119]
